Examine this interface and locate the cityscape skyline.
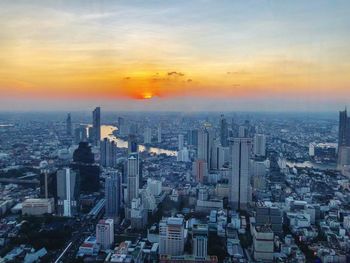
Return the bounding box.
[1,0,350,111]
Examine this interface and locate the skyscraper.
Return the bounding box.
[192,159,207,184]
[96,219,114,250]
[144,127,152,144]
[71,142,100,193]
[105,172,121,220]
[253,134,266,157]
[92,107,101,146]
[159,217,185,256]
[197,129,209,162]
[158,125,162,143]
[56,168,79,217]
[229,137,252,210]
[178,134,184,151]
[66,113,72,136]
[127,153,139,206]
[100,138,117,168]
[192,224,208,258]
[128,134,138,154]
[220,114,229,147]
[337,109,350,171]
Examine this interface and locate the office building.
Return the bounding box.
[130,198,148,229]
[192,160,207,184]
[229,138,252,210]
[158,125,162,143]
[56,168,79,217]
[91,107,101,146]
[127,153,139,205]
[178,134,184,150]
[128,134,138,154]
[144,127,152,144]
[220,114,229,147]
[66,113,72,136]
[253,226,274,262]
[187,129,198,146]
[338,108,350,168]
[74,125,88,143]
[177,147,190,162]
[22,198,54,216]
[192,224,208,258]
[197,129,209,162]
[210,142,225,170]
[105,172,121,220]
[253,134,266,157]
[159,217,185,256]
[100,138,117,168]
[96,219,114,250]
[71,142,100,193]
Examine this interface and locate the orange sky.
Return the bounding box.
[0,1,350,109]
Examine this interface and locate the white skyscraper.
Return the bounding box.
[230,138,252,210]
[96,219,114,250]
[56,168,79,217]
[127,153,139,206]
[254,134,266,157]
[159,217,185,256]
[178,134,184,150]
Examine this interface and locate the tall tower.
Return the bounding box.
[127,153,139,206]
[66,113,72,136]
[105,172,121,220]
[229,137,252,210]
[128,134,138,154]
[220,114,229,147]
[100,138,117,168]
[158,125,162,143]
[56,168,79,217]
[197,129,209,162]
[178,134,184,151]
[92,107,101,145]
[253,134,266,157]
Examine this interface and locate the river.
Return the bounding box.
[100,125,177,156]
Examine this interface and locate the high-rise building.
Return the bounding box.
[71,142,100,193]
[74,125,88,143]
[253,134,266,157]
[158,125,162,143]
[100,138,117,168]
[92,107,101,146]
[210,142,225,170]
[197,129,209,162]
[229,138,252,210]
[66,113,72,136]
[192,160,207,184]
[56,168,79,217]
[253,226,274,262]
[105,172,121,220]
[178,134,184,151]
[338,108,350,169]
[127,153,139,205]
[39,170,57,199]
[159,217,185,256]
[187,129,198,146]
[127,134,138,154]
[192,224,208,258]
[144,127,152,144]
[220,115,229,147]
[96,219,114,250]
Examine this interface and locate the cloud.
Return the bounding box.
[167,71,185,77]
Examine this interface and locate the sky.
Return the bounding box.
[0,0,349,111]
